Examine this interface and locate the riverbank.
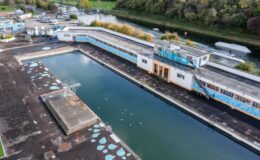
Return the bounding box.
[106,10,260,48]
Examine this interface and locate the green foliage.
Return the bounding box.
[185,39,195,46]
[77,0,90,9]
[70,14,78,19]
[116,0,260,32]
[91,20,153,42]
[235,62,259,74]
[15,0,24,5]
[0,34,14,39]
[160,32,181,42]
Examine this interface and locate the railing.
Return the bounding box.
[193,75,210,99]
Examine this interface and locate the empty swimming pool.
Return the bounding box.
[36,51,259,160]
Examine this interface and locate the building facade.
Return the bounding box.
[57,27,260,120]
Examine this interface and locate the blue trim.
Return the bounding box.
[157,48,197,68]
[76,36,137,64]
[193,83,260,118]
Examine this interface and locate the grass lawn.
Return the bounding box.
[49,0,115,10]
[0,138,5,159]
[108,10,260,47]
[0,6,15,13]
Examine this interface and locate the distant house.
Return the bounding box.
[0,17,24,33]
[57,5,80,15]
[15,9,24,15]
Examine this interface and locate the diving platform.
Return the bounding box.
[40,89,101,135]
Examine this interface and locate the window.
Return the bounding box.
[142,59,147,64]
[203,56,208,61]
[154,64,158,74]
[220,89,234,98]
[186,55,193,62]
[234,95,251,105]
[251,102,260,109]
[207,83,219,91]
[64,34,71,37]
[164,68,169,80]
[177,73,185,79]
[199,80,206,87]
[159,66,163,77]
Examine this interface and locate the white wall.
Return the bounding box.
[169,67,193,90]
[57,32,74,41]
[200,55,209,66]
[137,54,153,73]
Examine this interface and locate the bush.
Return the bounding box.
[247,16,260,35]
[235,62,256,73]
[0,34,14,39]
[186,39,195,46]
[70,14,78,20]
[90,20,153,42]
[160,31,181,42]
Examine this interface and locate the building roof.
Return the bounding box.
[197,65,260,100]
[155,39,210,57]
[215,42,251,54]
[69,28,154,55]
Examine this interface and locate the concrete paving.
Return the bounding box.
[0,42,138,159]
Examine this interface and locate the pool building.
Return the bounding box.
[57,27,260,120]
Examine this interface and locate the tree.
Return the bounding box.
[78,0,90,10]
[204,8,218,25]
[26,0,35,5]
[247,16,260,34]
[3,0,10,5]
[229,13,247,28]
[70,14,78,20]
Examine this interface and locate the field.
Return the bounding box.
[0,138,5,159]
[49,0,115,10]
[0,6,15,13]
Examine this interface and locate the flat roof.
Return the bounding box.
[215,42,251,53]
[155,40,210,57]
[197,65,260,99]
[41,89,100,135]
[74,29,154,55]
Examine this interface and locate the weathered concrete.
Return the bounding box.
[0,42,139,160]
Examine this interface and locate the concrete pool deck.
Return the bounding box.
[0,42,140,159]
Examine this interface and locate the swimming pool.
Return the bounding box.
[35,51,259,160]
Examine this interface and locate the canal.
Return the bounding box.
[36,51,259,160]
